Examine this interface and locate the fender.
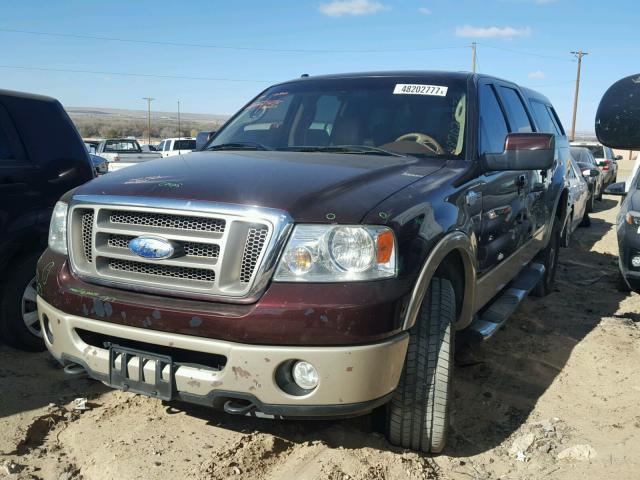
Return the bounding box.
[402,230,477,331]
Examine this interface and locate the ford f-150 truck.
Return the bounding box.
[95,138,162,172]
[36,71,569,453]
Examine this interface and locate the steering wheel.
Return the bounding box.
[395,133,444,155]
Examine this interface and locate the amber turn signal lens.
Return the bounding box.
[376,230,394,264]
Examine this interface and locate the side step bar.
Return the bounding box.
[463,262,545,342]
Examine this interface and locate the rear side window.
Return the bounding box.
[0,124,15,161]
[173,140,196,150]
[498,86,533,133]
[530,100,559,135]
[479,84,509,155]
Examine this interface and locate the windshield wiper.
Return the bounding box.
[284,145,405,157]
[208,141,272,151]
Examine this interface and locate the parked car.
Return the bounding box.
[157,137,197,157]
[89,154,108,175]
[570,141,619,186]
[84,140,100,155]
[563,156,591,243]
[196,130,216,150]
[0,89,94,350]
[571,146,603,208]
[95,138,162,172]
[596,74,640,293]
[36,71,569,453]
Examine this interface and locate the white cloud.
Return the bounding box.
[455,25,532,39]
[528,70,546,79]
[319,0,390,16]
[418,6,431,14]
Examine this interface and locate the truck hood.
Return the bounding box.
[75,151,446,222]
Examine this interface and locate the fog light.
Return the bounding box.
[631,256,640,268]
[292,361,319,390]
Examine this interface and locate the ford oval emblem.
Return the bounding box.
[129,236,175,260]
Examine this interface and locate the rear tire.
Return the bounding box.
[580,210,591,227]
[386,277,455,453]
[0,252,45,351]
[532,220,560,297]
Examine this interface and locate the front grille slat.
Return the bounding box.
[107,234,220,259]
[109,258,215,283]
[110,211,225,233]
[240,226,269,283]
[70,203,278,301]
[81,211,94,263]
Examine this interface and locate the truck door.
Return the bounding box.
[475,82,529,274]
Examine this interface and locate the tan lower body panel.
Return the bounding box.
[37,297,408,407]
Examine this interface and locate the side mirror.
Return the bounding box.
[589,169,600,177]
[605,181,627,196]
[482,133,555,172]
[596,74,640,149]
[615,155,623,161]
[597,160,607,167]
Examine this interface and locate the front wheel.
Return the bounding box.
[386,277,455,453]
[532,220,560,297]
[0,252,45,351]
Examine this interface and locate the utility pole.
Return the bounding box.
[570,51,588,141]
[142,97,155,145]
[471,42,477,73]
[177,100,181,141]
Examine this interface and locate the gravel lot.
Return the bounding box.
[1,162,639,480]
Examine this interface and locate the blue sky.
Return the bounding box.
[0,0,638,131]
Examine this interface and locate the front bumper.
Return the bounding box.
[38,297,409,416]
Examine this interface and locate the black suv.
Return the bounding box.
[0,90,94,350]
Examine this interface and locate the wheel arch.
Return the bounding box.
[402,231,477,331]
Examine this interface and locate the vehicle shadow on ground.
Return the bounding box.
[164,196,632,458]
[0,345,109,421]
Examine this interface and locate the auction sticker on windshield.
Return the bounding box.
[393,84,448,96]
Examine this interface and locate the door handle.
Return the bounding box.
[517,175,528,189]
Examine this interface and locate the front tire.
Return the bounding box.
[386,277,455,453]
[0,252,45,351]
[532,220,560,297]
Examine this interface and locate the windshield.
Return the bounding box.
[210,77,467,158]
[581,145,605,158]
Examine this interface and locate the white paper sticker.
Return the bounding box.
[393,84,448,96]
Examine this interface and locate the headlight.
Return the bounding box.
[48,202,68,255]
[626,211,640,226]
[274,225,396,282]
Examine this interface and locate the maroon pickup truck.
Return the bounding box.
[36,71,569,452]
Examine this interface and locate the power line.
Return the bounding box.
[0,27,467,54]
[0,64,276,83]
[477,43,574,62]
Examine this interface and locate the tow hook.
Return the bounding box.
[63,363,87,376]
[223,399,257,416]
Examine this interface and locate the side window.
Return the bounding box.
[547,106,566,136]
[530,100,558,135]
[0,123,16,161]
[478,84,509,155]
[498,86,533,133]
[158,141,165,151]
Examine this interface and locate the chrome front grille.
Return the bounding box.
[68,196,292,302]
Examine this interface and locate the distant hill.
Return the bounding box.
[66,106,229,124]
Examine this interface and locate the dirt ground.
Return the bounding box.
[2,163,640,480]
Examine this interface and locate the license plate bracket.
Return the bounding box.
[108,345,174,401]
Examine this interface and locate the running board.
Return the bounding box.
[463,262,545,342]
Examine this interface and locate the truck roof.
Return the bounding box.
[275,70,550,103]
